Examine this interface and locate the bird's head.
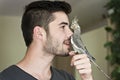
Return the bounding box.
[70,17,80,31]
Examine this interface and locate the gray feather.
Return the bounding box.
[70,17,95,61]
[70,17,112,80]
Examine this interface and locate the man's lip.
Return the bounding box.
[63,40,71,45]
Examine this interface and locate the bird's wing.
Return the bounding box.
[72,32,84,49]
[70,17,95,61]
[71,34,96,60]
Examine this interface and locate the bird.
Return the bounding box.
[70,17,112,80]
[70,17,95,61]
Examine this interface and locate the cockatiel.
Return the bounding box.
[70,17,95,61]
[70,17,112,80]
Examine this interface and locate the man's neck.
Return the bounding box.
[16,46,54,80]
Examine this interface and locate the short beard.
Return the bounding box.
[43,34,69,57]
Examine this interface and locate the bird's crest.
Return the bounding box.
[70,17,80,30]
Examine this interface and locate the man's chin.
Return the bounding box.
[63,53,70,57]
[55,52,70,57]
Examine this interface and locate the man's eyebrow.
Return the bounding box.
[59,22,69,26]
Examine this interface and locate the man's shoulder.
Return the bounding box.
[0,65,36,80]
[0,65,15,80]
[0,65,22,80]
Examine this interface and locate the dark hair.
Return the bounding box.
[21,0,71,47]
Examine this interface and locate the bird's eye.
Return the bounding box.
[70,28,74,32]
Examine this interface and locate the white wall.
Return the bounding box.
[75,27,108,80]
[0,16,26,71]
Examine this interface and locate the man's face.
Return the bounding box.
[43,11,73,56]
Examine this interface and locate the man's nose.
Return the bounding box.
[66,27,73,38]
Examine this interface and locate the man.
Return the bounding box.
[0,1,93,80]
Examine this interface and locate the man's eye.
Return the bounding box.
[61,26,65,29]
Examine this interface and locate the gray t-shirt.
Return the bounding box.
[0,65,75,80]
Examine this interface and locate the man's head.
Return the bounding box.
[21,0,71,47]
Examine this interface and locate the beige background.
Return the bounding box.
[0,16,108,80]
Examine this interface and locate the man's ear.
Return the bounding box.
[33,26,46,40]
